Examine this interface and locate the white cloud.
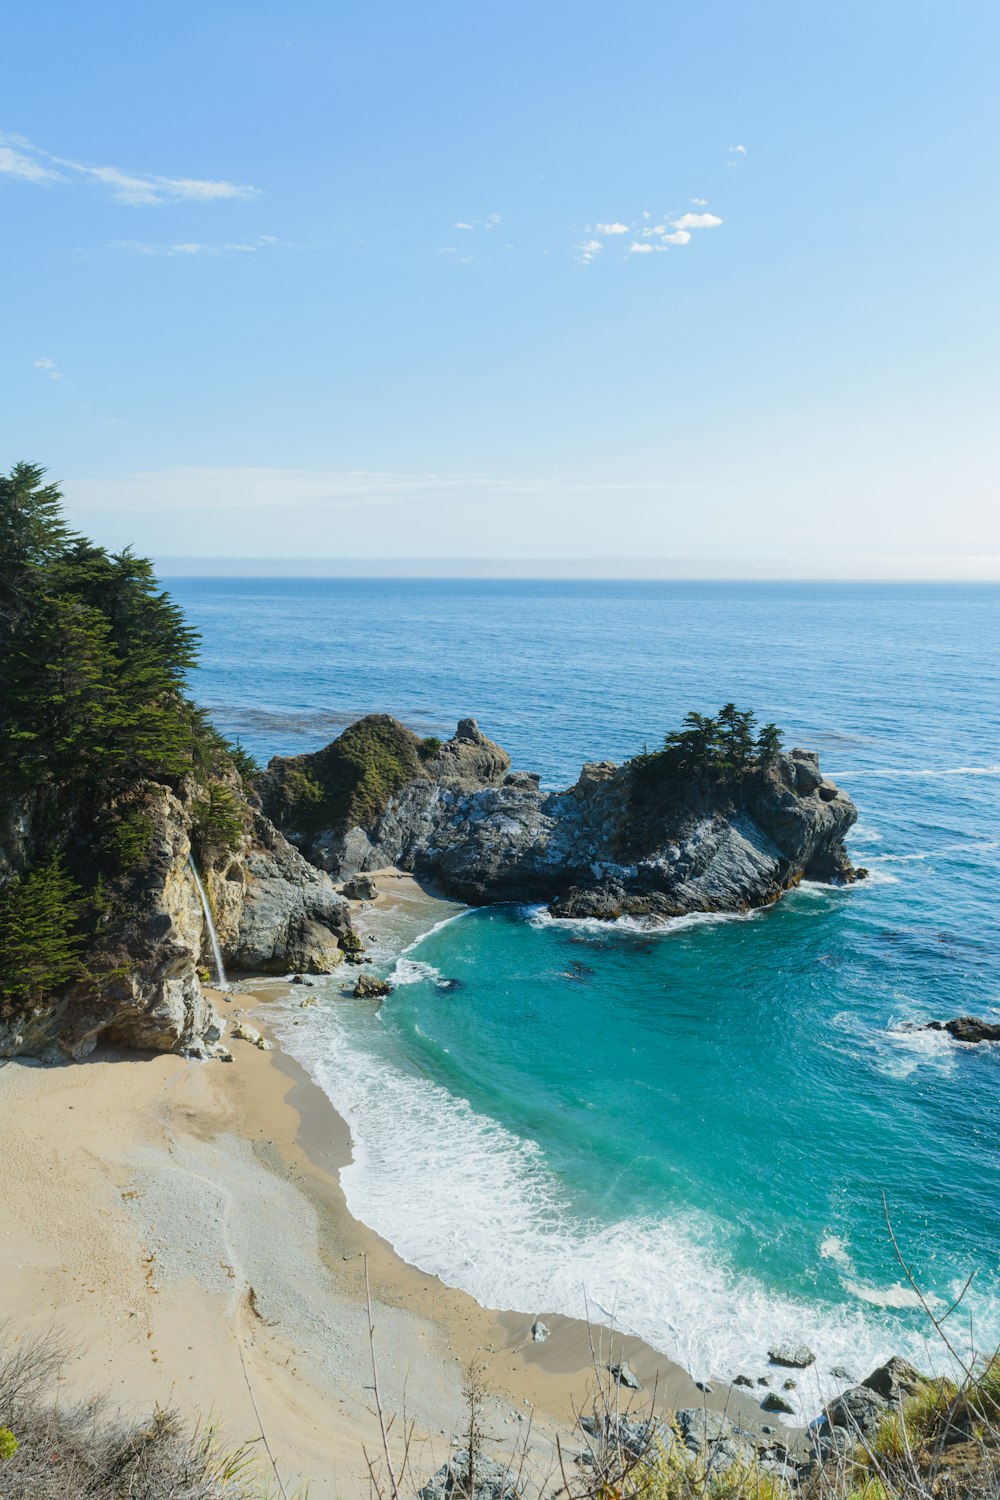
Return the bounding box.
[660,230,691,246]
[578,239,603,263]
[630,241,655,253]
[454,221,473,230]
[109,235,276,257]
[0,133,257,205]
[729,144,747,155]
[672,212,723,230]
[0,143,63,183]
[595,222,629,235]
[690,197,708,206]
[34,356,62,380]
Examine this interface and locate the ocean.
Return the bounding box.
[169,577,1000,1404]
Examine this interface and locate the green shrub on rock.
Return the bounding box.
[0,856,86,1010]
[190,784,246,859]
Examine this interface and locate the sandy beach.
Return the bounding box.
[0,876,779,1498]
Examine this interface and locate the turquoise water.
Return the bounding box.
[169,578,1000,1397]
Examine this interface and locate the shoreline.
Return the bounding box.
[0,874,804,1497]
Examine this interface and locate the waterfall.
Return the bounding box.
[188,856,229,991]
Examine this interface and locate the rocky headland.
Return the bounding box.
[261,713,863,917]
[0,771,356,1061]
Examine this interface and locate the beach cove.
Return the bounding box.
[0,897,766,1498]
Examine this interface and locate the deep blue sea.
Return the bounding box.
[170,578,1000,1402]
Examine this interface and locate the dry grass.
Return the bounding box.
[0,1329,277,1500]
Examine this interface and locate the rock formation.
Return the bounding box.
[0,772,354,1062]
[262,716,862,916]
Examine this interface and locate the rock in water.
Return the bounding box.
[531,1320,550,1343]
[768,1344,817,1368]
[354,972,392,998]
[261,716,862,918]
[761,1392,796,1415]
[925,1016,1000,1044]
[610,1360,641,1390]
[343,873,379,901]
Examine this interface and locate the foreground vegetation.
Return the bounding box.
[0,1333,279,1500]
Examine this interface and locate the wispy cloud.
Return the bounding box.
[729,144,747,156]
[661,230,691,246]
[109,235,277,257]
[70,465,670,515]
[690,197,708,206]
[0,140,62,183]
[595,222,629,235]
[578,239,604,264]
[34,356,62,380]
[630,242,655,254]
[672,211,722,230]
[0,132,258,205]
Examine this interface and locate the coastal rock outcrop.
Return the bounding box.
[922,1016,1000,1045]
[262,716,862,918]
[0,775,355,1062]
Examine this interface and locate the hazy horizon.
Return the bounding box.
[155,556,1000,582]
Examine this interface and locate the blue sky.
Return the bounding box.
[4,1,998,575]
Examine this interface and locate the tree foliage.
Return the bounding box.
[629,704,784,784]
[0,462,253,1009]
[0,463,214,797]
[0,857,87,1009]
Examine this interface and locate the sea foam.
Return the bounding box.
[273,995,979,1420]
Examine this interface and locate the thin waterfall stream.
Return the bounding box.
[188,855,229,991]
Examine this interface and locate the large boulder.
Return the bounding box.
[823,1385,889,1438]
[861,1356,926,1403]
[924,1017,1000,1044]
[418,1453,518,1500]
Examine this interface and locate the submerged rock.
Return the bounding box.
[769,1344,816,1369]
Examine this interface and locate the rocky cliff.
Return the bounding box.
[262,716,862,916]
[0,774,355,1062]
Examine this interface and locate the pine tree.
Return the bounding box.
[0,461,77,627]
[0,857,87,1008]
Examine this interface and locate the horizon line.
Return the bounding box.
[152,555,1000,583]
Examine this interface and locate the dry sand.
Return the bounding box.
[0,875,773,1497]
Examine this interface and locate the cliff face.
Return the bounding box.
[263,717,861,916]
[0,776,354,1062]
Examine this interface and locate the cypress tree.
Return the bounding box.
[0,857,86,1009]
